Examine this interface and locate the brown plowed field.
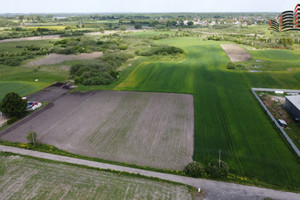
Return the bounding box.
[221,44,252,62]
[1,91,194,170]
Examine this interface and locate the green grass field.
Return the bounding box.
[114,37,300,190]
[0,40,55,53]
[0,39,68,98]
[0,81,45,100]
[0,63,68,98]
[237,48,300,71]
[0,153,192,200]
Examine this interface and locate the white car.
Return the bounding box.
[27,101,42,111]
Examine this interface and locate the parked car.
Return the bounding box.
[27,101,42,111]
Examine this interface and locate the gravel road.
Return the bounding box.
[0,145,299,200]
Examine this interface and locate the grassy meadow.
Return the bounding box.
[114,37,300,190]
[0,81,45,100]
[0,40,69,99]
[238,47,300,71]
[0,64,68,100]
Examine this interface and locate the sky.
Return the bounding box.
[1,0,299,13]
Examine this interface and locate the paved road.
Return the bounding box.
[1,145,299,200]
[252,88,300,93]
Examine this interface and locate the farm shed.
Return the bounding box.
[284,95,300,119]
[278,119,287,128]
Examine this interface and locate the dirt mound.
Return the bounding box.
[221,44,252,62]
[26,52,103,66]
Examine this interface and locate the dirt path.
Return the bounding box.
[0,30,145,43]
[0,35,60,43]
[0,145,299,200]
[221,44,252,62]
[26,52,103,66]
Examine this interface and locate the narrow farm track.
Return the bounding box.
[0,145,300,200]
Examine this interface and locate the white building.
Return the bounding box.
[284,95,300,119]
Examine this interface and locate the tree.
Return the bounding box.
[26,130,37,145]
[120,25,127,31]
[184,161,205,178]
[187,21,194,26]
[0,92,27,117]
[36,15,41,22]
[99,24,105,33]
[18,15,24,23]
[134,23,142,29]
[207,160,229,178]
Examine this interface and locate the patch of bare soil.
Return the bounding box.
[84,30,143,36]
[26,52,103,66]
[0,35,60,43]
[26,82,71,103]
[1,91,194,170]
[221,44,252,62]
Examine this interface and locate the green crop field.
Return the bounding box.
[114,37,300,190]
[0,153,192,200]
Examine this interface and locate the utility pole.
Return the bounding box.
[219,149,221,168]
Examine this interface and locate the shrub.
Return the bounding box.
[184,161,205,178]
[207,160,229,178]
[69,52,127,86]
[136,45,184,57]
[0,92,27,117]
[6,116,19,125]
[134,24,142,29]
[26,130,37,145]
[226,62,235,70]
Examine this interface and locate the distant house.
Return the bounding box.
[284,95,300,119]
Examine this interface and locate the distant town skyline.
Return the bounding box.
[0,0,299,13]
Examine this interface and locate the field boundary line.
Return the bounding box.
[251,88,300,157]
[1,145,300,200]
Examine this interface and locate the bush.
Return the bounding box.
[6,116,19,125]
[207,160,229,178]
[0,92,27,117]
[226,62,235,70]
[136,45,184,57]
[26,130,37,145]
[184,161,205,178]
[134,24,142,29]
